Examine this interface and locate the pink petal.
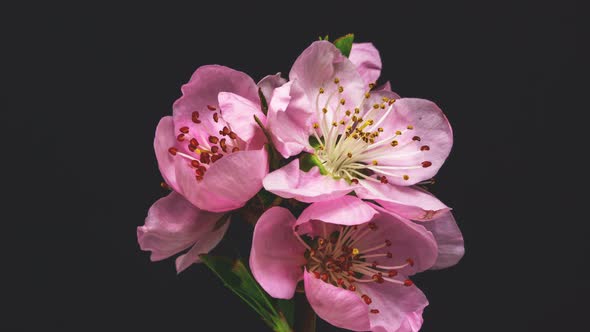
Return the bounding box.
[356,204,438,275]
[304,271,370,331]
[173,65,259,121]
[267,81,315,158]
[137,192,224,261]
[175,217,230,273]
[153,116,178,191]
[367,98,453,186]
[356,182,450,221]
[257,72,287,102]
[374,81,401,99]
[296,196,378,229]
[262,159,355,203]
[218,91,266,149]
[175,147,268,212]
[359,281,428,332]
[349,42,382,86]
[421,211,464,270]
[250,207,306,299]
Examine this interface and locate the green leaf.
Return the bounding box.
[258,88,268,115]
[318,34,329,41]
[308,136,321,149]
[333,33,354,57]
[200,255,293,332]
[299,152,328,175]
[277,299,295,328]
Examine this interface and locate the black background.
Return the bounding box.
[7,1,583,331]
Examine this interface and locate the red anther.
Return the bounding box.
[232,147,240,152]
[198,166,207,174]
[370,309,380,314]
[318,238,326,246]
[229,132,238,139]
[361,295,372,305]
[313,271,321,279]
[200,152,211,164]
[179,126,189,134]
[337,278,344,285]
[320,273,329,282]
[209,136,219,144]
[188,144,197,152]
[371,261,378,268]
[207,105,217,111]
[386,252,392,258]
[421,161,432,168]
[372,274,384,284]
[404,279,413,287]
[222,126,230,135]
[192,111,200,119]
[351,178,359,184]
[412,136,421,141]
[380,176,388,184]
[177,134,185,141]
[195,175,204,181]
[195,169,204,177]
[385,239,392,246]
[220,138,227,152]
[420,145,430,151]
[348,285,356,291]
[309,249,316,257]
[368,222,377,230]
[348,270,355,276]
[210,146,219,153]
[190,138,199,147]
[191,160,200,168]
[168,147,178,156]
[213,112,219,123]
[160,182,170,190]
[211,154,223,163]
[406,258,415,267]
[388,270,398,277]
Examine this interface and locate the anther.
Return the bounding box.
[348,285,356,291]
[422,161,432,168]
[313,271,321,279]
[373,104,379,109]
[345,110,351,116]
[191,160,200,168]
[168,147,178,156]
[368,222,377,230]
[313,123,319,129]
[340,98,346,105]
[370,309,380,314]
[213,113,219,123]
[351,179,359,184]
[190,138,198,147]
[412,136,421,141]
[334,77,340,84]
[354,108,360,114]
[160,182,170,190]
[420,145,430,151]
[232,147,240,152]
[338,86,344,93]
[361,295,372,305]
[372,160,378,165]
[322,108,328,114]
[378,127,384,132]
[209,136,219,144]
[211,146,219,153]
[319,87,325,94]
[207,105,217,111]
[403,175,410,180]
[404,279,413,287]
[388,270,398,277]
[407,125,414,130]
[369,82,376,89]
[229,132,238,139]
[347,152,353,158]
[388,98,396,105]
[406,258,415,267]
[395,130,402,135]
[177,134,185,141]
[200,152,211,164]
[365,92,371,99]
[380,176,388,184]
[180,126,189,134]
[320,273,329,282]
[222,126,231,135]
[188,144,197,152]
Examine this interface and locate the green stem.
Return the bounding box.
[294,292,316,332]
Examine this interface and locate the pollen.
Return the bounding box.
[313,123,319,129]
[322,108,328,114]
[365,92,371,99]
[345,110,351,116]
[338,86,344,93]
[319,87,325,94]
[395,130,402,135]
[340,98,346,105]
[332,122,338,127]
[352,248,360,256]
[347,152,353,158]
[372,160,378,165]
[369,82,376,89]
[403,175,410,180]
[373,104,380,109]
[334,77,340,84]
[407,125,414,130]
[391,140,398,146]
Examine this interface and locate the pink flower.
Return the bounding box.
[155,65,269,213]
[263,41,453,212]
[250,196,464,332]
[137,192,229,273]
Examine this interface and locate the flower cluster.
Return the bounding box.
[138,37,464,332]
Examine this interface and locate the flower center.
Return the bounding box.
[294,222,414,311]
[310,79,432,184]
[167,105,242,181]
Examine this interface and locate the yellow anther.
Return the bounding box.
[395,130,402,135]
[352,133,359,139]
[372,160,378,165]
[332,122,338,127]
[313,123,319,129]
[380,103,386,109]
[352,248,360,256]
[354,108,360,114]
[391,140,398,147]
[368,82,376,89]
[352,116,358,122]
[403,175,410,180]
[378,127,384,132]
[322,108,328,114]
[365,92,371,99]
[367,119,374,125]
[340,98,346,105]
[382,97,390,102]
[338,86,344,93]
[347,152,353,158]
[340,120,345,125]
[345,110,351,116]
[372,104,379,109]
[334,77,340,84]
[388,98,396,105]
[319,87,325,94]
[407,125,414,130]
